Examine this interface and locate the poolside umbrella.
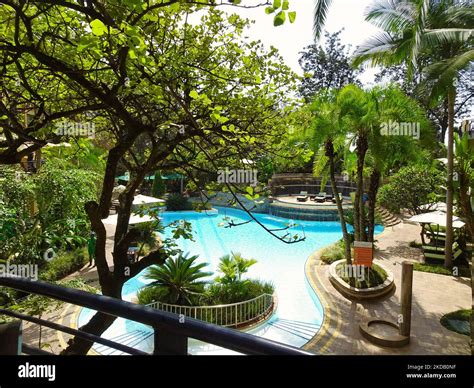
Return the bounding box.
[132,194,165,207]
[407,211,465,228]
[102,213,156,237]
[407,211,465,245]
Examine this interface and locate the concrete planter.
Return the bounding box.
[328,259,395,301]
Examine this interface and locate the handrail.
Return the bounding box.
[0,277,310,355]
[147,293,274,327]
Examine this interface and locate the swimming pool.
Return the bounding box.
[78,207,383,354]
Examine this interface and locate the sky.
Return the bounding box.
[229,0,382,85]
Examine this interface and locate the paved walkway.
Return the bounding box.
[304,222,471,355]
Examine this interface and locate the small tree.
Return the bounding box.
[217,252,257,284]
[298,31,361,101]
[378,165,443,215]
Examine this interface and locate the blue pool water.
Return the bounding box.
[78,207,383,354]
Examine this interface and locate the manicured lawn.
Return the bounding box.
[413,262,471,278]
[440,309,471,336]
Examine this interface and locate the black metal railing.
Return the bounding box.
[0,277,310,355]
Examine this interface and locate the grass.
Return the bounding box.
[413,261,471,278]
[336,262,387,289]
[440,309,471,336]
[409,240,422,248]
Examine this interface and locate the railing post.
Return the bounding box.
[0,320,22,355]
[153,327,188,355]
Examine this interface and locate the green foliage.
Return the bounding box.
[165,193,193,211]
[216,252,257,284]
[299,31,361,101]
[205,279,274,305]
[413,262,470,277]
[136,285,169,305]
[0,164,98,264]
[151,171,166,198]
[143,253,212,305]
[320,240,346,264]
[378,165,443,214]
[40,248,89,282]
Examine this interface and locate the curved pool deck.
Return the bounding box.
[77,207,382,354]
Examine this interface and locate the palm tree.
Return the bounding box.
[308,90,353,264]
[144,252,212,305]
[217,252,257,284]
[353,0,474,267]
[313,0,333,40]
[454,132,474,241]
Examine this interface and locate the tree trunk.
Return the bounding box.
[61,280,123,355]
[367,169,381,242]
[354,134,368,242]
[444,88,455,268]
[326,140,352,264]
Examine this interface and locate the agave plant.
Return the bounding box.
[144,252,212,305]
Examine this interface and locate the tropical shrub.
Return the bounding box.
[165,193,193,211]
[216,252,257,284]
[40,248,89,282]
[378,165,443,214]
[205,279,274,305]
[143,253,212,305]
[0,164,99,264]
[320,240,346,264]
[136,286,169,305]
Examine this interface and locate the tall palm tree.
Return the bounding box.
[309,90,353,264]
[353,0,474,267]
[144,252,212,305]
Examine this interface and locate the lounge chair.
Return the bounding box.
[296,191,309,202]
[422,242,463,263]
[315,192,326,203]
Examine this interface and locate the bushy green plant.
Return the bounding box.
[205,279,274,305]
[378,165,443,215]
[165,193,193,211]
[136,286,169,305]
[0,164,99,264]
[320,240,346,264]
[40,248,88,282]
[143,253,212,305]
[216,252,257,284]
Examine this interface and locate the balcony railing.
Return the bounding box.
[147,293,274,328]
[0,277,309,355]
